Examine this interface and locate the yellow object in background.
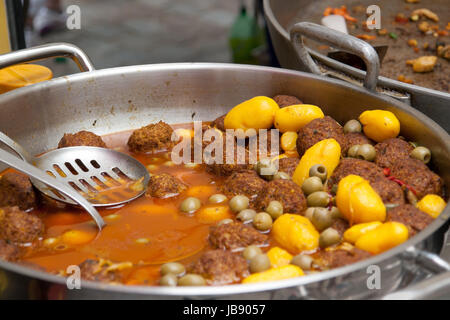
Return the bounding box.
[0,1,11,54]
[343,221,383,244]
[280,131,298,152]
[417,194,446,218]
[0,64,53,94]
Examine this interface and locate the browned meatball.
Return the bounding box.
[255,129,281,158]
[272,95,303,108]
[128,121,174,153]
[78,259,129,283]
[374,138,414,168]
[387,204,434,237]
[205,138,253,176]
[0,206,44,244]
[256,179,306,214]
[296,116,346,156]
[210,114,226,131]
[0,171,36,210]
[328,158,385,190]
[391,158,443,199]
[209,222,268,250]
[147,173,187,198]
[330,218,349,237]
[189,249,249,285]
[221,170,267,207]
[0,239,21,261]
[315,247,372,269]
[371,177,405,206]
[343,132,373,155]
[58,131,106,148]
[278,157,299,177]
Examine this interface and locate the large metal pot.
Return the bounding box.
[263,0,450,132]
[0,43,449,299]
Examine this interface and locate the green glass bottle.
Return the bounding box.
[229,4,264,64]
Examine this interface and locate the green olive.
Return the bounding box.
[291,254,313,270]
[237,209,256,222]
[229,195,250,213]
[330,184,338,195]
[329,206,341,219]
[302,176,324,195]
[266,200,284,219]
[347,145,360,158]
[319,228,341,248]
[217,218,234,226]
[406,190,418,206]
[273,171,290,180]
[243,245,263,261]
[303,207,316,221]
[253,212,273,231]
[409,141,418,148]
[178,274,206,286]
[160,262,186,276]
[356,144,376,162]
[309,164,327,182]
[159,274,178,286]
[180,197,201,213]
[249,254,271,273]
[385,203,400,211]
[343,119,362,133]
[255,158,277,180]
[311,207,334,231]
[410,146,431,164]
[307,191,330,207]
[208,193,228,204]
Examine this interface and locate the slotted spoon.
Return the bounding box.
[0,132,150,228]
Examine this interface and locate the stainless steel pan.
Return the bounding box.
[0,43,449,299]
[263,0,450,132]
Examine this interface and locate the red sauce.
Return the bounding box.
[8,124,235,285]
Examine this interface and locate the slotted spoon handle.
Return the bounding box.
[0,148,105,230]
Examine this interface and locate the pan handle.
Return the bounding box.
[290,22,379,91]
[383,242,450,299]
[0,43,95,72]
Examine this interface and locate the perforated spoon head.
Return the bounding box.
[31,147,150,207]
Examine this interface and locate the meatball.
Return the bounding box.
[328,158,385,189]
[296,116,346,156]
[58,130,106,148]
[315,247,372,269]
[221,170,267,207]
[278,157,299,177]
[147,173,187,198]
[374,138,413,168]
[0,206,44,244]
[210,114,226,131]
[0,239,20,261]
[255,130,281,158]
[330,218,349,237]
[370,177,405,206]
[272,95,303,108]
[387,204,434,237]
[391,158,443,199]
[343,132,373,155]
[78,259,130,283]
[0,171,36,210]
[256,179,306,214]
[209,222,268,250]
[127,121,175,153]
[189,249,249,285]
[205,139,253,176]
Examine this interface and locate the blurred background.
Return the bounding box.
[3,0,278,76]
